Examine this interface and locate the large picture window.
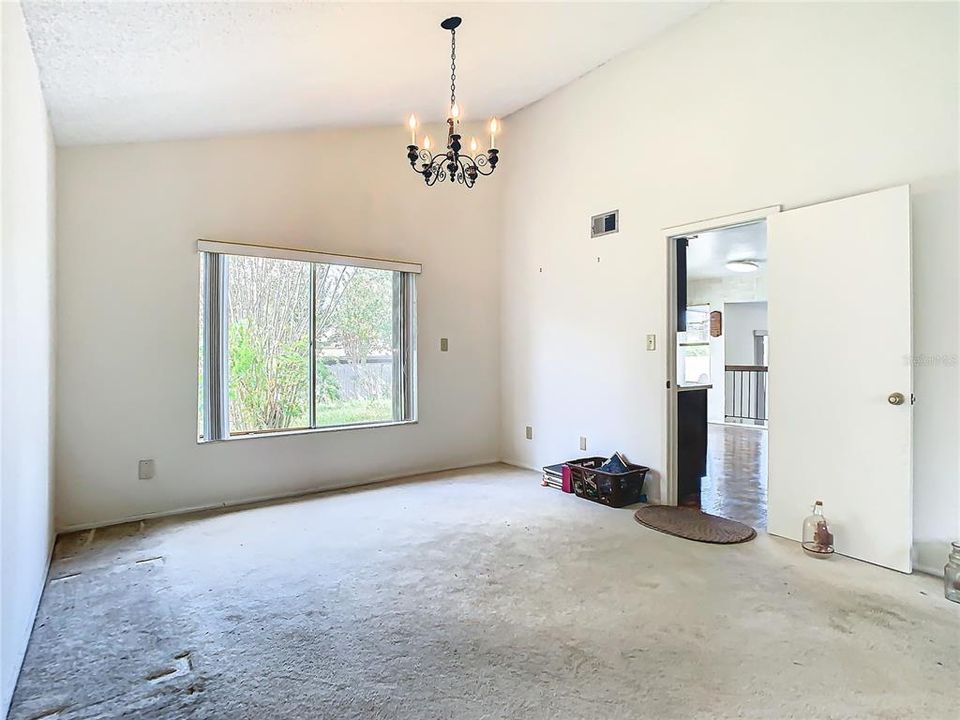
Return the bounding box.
[198,242,418,441]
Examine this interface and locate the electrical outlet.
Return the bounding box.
[579,436,587,451]
[138,459,155,480]
[440,337,449,352]
[646,334,656,351]
[525,425,533,440]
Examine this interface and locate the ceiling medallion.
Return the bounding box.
[405,17,500,189]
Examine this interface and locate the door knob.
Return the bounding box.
[888,392,905,406]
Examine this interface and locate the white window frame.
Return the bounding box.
[198,240,419,442]
[679,303,711,386]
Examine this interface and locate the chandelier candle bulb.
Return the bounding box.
[470,137,478,154]
[407,114,418,145]
[489,118,499,148]
[422,136,432,151]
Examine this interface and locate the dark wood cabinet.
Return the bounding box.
[677,386,708,506]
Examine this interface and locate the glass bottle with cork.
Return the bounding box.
[802,500,835,558]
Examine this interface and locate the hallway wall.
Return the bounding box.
[724,302,767,366]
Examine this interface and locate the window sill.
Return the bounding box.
[198,419,418,444]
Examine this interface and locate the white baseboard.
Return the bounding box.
[913,540,950,578]
[500,460,540,473]
[56,459,503,534]
[913,563,944,578]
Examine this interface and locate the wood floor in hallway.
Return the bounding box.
[700,423,768,530]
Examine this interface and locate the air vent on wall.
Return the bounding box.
[590,210,619,238]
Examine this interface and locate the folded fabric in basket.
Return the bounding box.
[598,451,630,474]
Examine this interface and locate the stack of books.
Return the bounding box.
[541,463,565,490]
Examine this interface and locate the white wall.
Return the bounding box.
[56,125,500,530]
[724,301,767,366]
[0,1,56,714]
[499,2,958,574]
[688,276,768,422]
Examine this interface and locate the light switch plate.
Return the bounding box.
[646,334,656,351]
[579,436,587,451]
[138,459,155,480]
[440,338,449,352]
[525,425,533,440]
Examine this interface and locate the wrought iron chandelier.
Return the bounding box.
[405,17,499,189]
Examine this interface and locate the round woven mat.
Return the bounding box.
[633,506,756,544]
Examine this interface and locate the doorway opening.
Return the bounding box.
[665,207,777,532]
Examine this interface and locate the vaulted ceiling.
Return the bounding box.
[22,1,708,145]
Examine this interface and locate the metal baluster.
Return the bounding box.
[739,370,744,420]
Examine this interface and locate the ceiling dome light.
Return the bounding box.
[725,260,760,273]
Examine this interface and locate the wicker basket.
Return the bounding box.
[566,456,650,508]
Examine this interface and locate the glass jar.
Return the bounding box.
[801,501,834,558]
[944,542,960,603]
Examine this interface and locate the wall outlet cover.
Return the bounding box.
[138,459,155,480]
[525,425,533,440]
[579,436,587,451]
[440,337,449,352]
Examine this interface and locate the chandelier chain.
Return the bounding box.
[449,28,457,108]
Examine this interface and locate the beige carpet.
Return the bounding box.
[9,464,957,719]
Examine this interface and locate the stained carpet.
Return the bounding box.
[9,464,957,719]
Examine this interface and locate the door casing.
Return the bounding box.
[662,205,781,507]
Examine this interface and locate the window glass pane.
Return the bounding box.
[227,255,311,433]
[680,304,710,385]
[316,265,398,427]
[681,345,710,384]
[685,306,710,343]
[198,260,204,439]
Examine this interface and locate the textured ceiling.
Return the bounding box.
[687,223,768,280]
[22,1,708,146]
